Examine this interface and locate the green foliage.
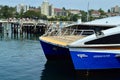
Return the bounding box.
[23,10,40,19]
[0,5,108,22]
[0,5,16,19]
[69,14,80,21]
[80,10,87,22]
[40,14,47,20]
[108,9,111,13]
[98,8,106,15]
[48,17,56,21]
[22,10,47,20]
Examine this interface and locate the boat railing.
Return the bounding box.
[43,26,58,36]
[61,29,95,36]
[44,26,95,37]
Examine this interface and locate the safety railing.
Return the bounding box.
[44,26,95,37]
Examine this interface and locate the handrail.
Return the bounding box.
[43,27,52,36]
[44,27,95,36]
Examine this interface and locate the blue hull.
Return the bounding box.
[69,49,120,70]
[40,40,71,61]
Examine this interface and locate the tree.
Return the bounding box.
[108,9,111,13]
[1,6,10,18]
[80,10,87,22]
[20,7,24,17]
[62,7,66,11]
[40,14,47,20]
[98,8,106,15]
[23,10,40,19]
[98,8,107,18]
[48,17,55,21]
[0,5,16,19]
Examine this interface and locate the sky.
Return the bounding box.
[0,0,120,11]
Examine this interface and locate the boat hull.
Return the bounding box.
[40,40,71,61]
[69,48,120,70]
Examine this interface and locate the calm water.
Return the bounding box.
[0,35,120,80]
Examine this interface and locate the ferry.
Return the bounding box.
[39,16,120,70]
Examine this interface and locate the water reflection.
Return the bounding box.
[41,61,75,80]
[76,69,120,80]
[41,61,120,80]
[0,33,40,40]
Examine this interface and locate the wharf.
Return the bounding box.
[0,19,75,39]
[0,19,48,37]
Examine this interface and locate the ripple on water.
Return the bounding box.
[0,39,46,80]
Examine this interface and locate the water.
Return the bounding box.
[0,35,46,80]
[0,35,120,80]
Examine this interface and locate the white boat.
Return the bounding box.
[39,16,120,70]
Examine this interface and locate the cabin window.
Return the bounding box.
[85,33,120,44]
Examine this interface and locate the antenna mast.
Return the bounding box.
[87,2,89,21]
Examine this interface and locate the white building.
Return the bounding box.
[17,4,29,13]
[41,0,54,17]
[41,0,49,16]
[49,4,54,17]
[111,5,120,13]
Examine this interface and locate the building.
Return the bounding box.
[68,9,80,15]
[68,9,82,17]
[17,4,29,13]
[111,5,120,13]
[54,8,67,16]
[29,6,40,13]
[49,4,54,17]
[41,0,54,18]
[91,10,101,18]
[41,0,49,16]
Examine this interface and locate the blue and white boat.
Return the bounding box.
[39,16,120,70]
[39,23,71,61]
[69,26,120,70]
